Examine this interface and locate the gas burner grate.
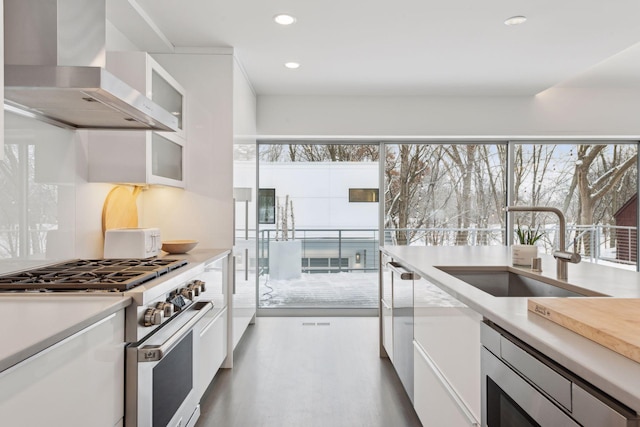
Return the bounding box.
[0,258,188,292]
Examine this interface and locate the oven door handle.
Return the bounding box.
[137,301,214,362]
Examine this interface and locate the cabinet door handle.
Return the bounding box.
[381,299,391,310]
[388,261,420,280]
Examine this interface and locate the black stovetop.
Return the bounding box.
[0,258,188,292]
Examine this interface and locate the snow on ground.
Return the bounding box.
[259,272,378,308]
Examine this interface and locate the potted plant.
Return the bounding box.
[512,223,544,267]
[269,195,302,280]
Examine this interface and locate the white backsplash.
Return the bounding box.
[0,112,112,269]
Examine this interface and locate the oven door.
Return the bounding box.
[126,301,213,427]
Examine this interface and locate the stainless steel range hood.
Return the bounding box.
[3,0,178,131]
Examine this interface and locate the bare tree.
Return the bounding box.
[384,145,431,245]
[574,145,637,255]
[441,145,477,245]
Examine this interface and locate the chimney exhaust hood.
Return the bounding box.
[3,0,178,131]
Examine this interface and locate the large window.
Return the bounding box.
[256,140,639,313]
[512,143,637,265]
[384,143,506,246]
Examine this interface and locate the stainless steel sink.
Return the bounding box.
[436,267,595,297]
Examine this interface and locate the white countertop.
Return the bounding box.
[381,245,640,413]
[0,295,131,373]
[0,248,231,374]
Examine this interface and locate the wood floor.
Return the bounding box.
[197,317,422,427]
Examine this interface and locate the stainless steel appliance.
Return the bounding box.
[0,256,221,427]
[481,321,640,427]
[388,260,417,403]
[126,300,211,427]
[4,0,178,131]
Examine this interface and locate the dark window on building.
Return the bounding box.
[349,188,379,202]
[258,188,276,224]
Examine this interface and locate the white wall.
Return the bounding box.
[233,60,257,143]
[251,162,379,230]
[257,88,640,138]
[142,52,256,249]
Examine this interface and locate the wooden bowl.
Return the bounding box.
[161,240,199,254]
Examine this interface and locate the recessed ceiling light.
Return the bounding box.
[504,15,527,26]
[284,62,300,69]
[274,14,296,25]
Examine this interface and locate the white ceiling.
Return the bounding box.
[109,0,640,96]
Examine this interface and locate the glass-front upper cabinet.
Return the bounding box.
[151,69,184,133]
[88,129,185,187]
[106,51,186,138]
[87,52,187,187]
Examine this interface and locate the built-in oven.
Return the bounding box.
[126,300,213,427]
[481,320,639,427]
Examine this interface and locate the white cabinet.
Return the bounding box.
[88,130,185,187]
[0,310,125,426]
[414,342,478,427]
[381,298,393,361]
[107,52,186,138]
[232,252,256,350]
[88,52,187,187]
[413,275,482,426]
[196,307,227,398]
[195,254,228,396]
[380,251,393,359]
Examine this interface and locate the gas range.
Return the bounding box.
[0,258,188,292]
[0,257,214,344]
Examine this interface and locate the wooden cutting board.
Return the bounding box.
[528,298,640,364]
[101,185,142,234]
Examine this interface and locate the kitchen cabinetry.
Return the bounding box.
[197,307,227,398]
[388,260,416,402]
[106,52,186,138]
[88,130,185,187]
[413,274,481,426]
[0,310,125,426]
[88,52,187,187]
[380,251,393,360]
[232,186,256,351]
[414,342,477,426]
[232,253,256,350]
[196,255,229,396]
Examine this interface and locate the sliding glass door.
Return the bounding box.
[257,143,380,310]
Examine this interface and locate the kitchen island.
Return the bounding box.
[381,245,640,420]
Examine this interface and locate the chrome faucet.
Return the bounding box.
[505,206,581,280]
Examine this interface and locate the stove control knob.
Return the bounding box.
[144,308,164,326]
[156,302,174,317]
[194,279,206,293]
[188,282,201,297]
[180,288,195,301]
